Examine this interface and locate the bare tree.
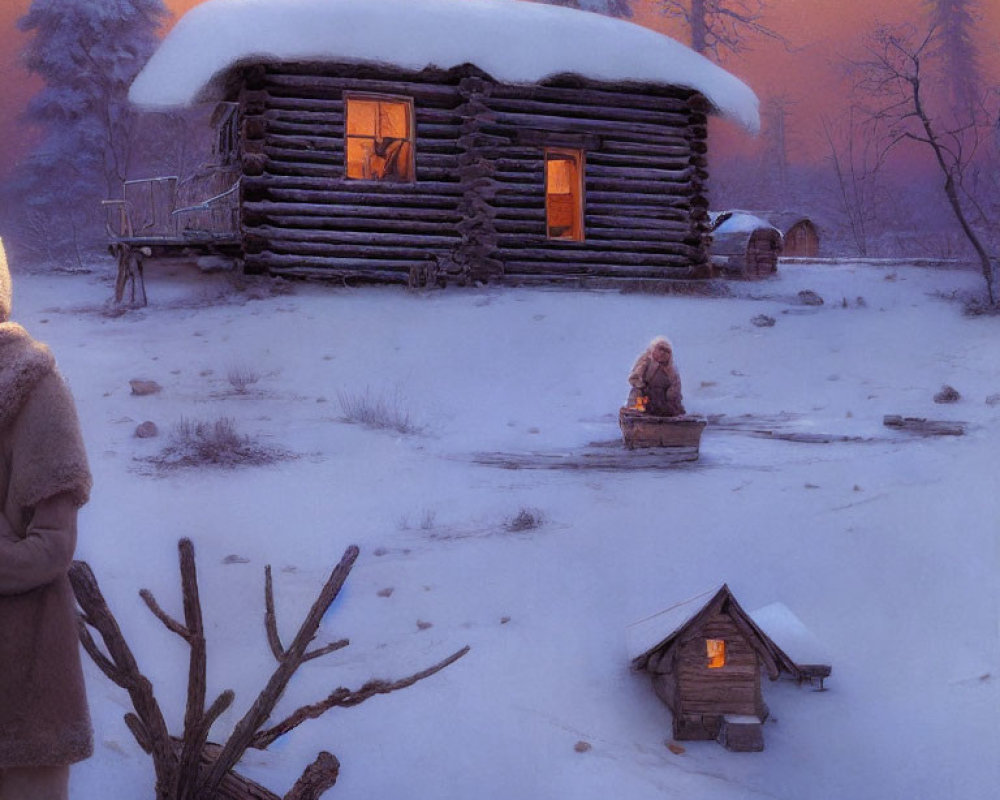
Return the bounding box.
[821,108,891,257]
[70,539,469,800]
[657,0,782,59]
[853,23,996,303]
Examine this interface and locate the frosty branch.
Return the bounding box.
[69,540,469,800]
[657,0,784,58]
[853,22,997,304]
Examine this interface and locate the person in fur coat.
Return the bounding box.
[0,242,92,800]
[627,336,686,416]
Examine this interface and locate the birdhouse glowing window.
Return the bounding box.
[706,639,726,669]
[345,95,414,182]
[545,148,584,241]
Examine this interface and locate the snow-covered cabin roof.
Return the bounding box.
[130,0,759,132]
[626,584,801,679]
[749,603,831,667]
[626,584,725,663]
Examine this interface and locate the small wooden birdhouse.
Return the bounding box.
[627,585,826,752]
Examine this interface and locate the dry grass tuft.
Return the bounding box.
[149,417,289,470]
[337,387,418,435]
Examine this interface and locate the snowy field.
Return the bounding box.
[11,259,999,799]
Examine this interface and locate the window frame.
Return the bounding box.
[343,92,416,184]
[544,147,585,242]
[706,638,727,669]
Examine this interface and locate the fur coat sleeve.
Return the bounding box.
[0,371,89,595]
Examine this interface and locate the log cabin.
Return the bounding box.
[127,0,759,287]
[627,584,804,751]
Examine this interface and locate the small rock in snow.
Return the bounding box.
[377,587,394,598]
[574,741,592,753]
[373,547,388,556]
[416,619,433,631]
[134,421,159,439]
[129,379,162,396]
[222,554,250,565]
[804,483,820,489]
[500,616,511,625]
[985,393,1000,407]
[797,289,824,306]
[751,314,776,327]
[933,385,961,404]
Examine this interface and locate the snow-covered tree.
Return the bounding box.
[16,0,167,203]
[657,0,781,60]
[924,0,982,113]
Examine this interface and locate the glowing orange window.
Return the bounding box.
[545,148,584,241]
[345,96,414,182]
[706,639,726,669]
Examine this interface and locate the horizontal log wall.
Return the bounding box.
[674,614,763,718]
[234,62,712,283]
[238,63,466,280]
[482,80,711,281]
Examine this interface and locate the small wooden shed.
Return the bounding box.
[125,0,760,288]
[709,211,782,279]
[764,212,820,258]
[627,584,802,751]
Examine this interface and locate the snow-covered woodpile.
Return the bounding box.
[128,0,759,287]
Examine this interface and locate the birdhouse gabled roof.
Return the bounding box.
[129,0,759,131]
[627,584,801,680]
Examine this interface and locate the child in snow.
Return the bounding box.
[627,336,686,417]
[0,241,92,800]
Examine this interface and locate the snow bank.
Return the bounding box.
[130,0,759,131]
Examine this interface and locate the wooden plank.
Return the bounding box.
[495,242,701,260]
[243,201,460,222]
[501,260,698,276]
[254,226,460,247]
[245,174,462,193]
[467,444,700,470]
[262,72,462,103]
[253,252,431,271]
[489,82,699,112]
[883,415,966,436]
[259,187,462,208]
[485,97,693,127]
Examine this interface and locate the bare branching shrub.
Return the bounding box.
[227,364,261,394]
[337,387,418,434]
[150,416,288,469]
[505,508,545,533]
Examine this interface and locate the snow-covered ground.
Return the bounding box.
[12,259,998,799]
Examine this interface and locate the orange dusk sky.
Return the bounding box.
[0,0,998,180]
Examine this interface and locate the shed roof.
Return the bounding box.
[709,210,780,236]
[627,584,801,679]
[129,0,759,132]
